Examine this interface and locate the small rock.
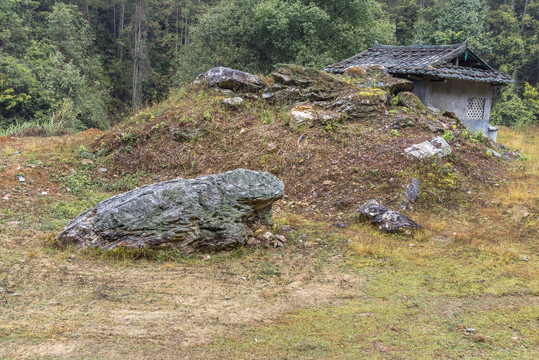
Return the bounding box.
[359,200,422,233]
[472,333,488,343]
[266,143,278,153]
[2,195,9,201]
[486,149,501,158]
[404,136,452,160]
[216,88,234,94]
[224,296,231,300]
[98,168,108,173]
[222,97,244,107]
[395,118,416,128]
[405,178,420,203]
[18,176,25,182]
[81,159,94,165]
[466,328,476,333]
[41,191,47,195]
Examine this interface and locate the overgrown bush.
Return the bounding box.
[491,84,538,129]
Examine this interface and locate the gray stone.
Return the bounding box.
[395,117,415,128]
[359,200,422,233]
[405,178,420,203]
[194,67,265,92]
[222,97,244,107]
[486,148,502,158]
[289,103,343,129]
[404,136,452,160]
[56,169,284,252]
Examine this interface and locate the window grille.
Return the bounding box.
[466,98,486,120]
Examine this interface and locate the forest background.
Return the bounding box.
[0,0,537,133]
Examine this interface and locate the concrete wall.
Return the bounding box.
[411,78,497,140]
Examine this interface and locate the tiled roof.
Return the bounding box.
[325,41,513,85]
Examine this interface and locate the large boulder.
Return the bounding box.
[56,169,284,252]
[194,67,265,92]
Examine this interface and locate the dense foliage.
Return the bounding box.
[176,0,394,80]
[0,0,537,132]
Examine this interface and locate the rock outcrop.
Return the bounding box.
[344,65,413,94]
[265,65,387,123]
[359,200,422,233]
[56,169,284,252]
[194,67,266,92]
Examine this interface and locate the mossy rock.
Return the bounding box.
[398,91,426,111]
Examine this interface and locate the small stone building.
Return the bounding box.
[325,41,513,141]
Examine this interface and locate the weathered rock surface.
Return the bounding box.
[194,67,265,92]
[343,65,413,95]
[344,64,389,78]
[398,91,426,111]
[486,148,502,158]
[289,103,343,128]
[401,178,420,210]
[405,178,420,203]
[222,97,244,107]
[263,65,386,121]
[56,169,284,252]
[404,136,452,160]
[359,200,422,233]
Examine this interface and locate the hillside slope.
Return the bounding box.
[91,65,509,221]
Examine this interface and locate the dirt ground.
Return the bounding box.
[0,233,362,359]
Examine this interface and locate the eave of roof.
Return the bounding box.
[325,41,513,85]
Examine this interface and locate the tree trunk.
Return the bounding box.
[130,0,148,110]
[520,0,529,32]
[113,4,117,41]
[117,2,125,60]
[175,5,179,59]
